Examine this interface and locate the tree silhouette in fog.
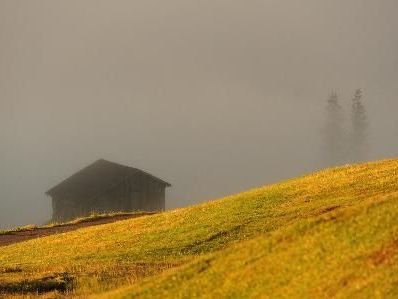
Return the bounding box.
[323,91,346,166]
[350,89,368,162]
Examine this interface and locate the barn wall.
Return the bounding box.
[51,173,167,222]
[133,173,166,211]
[52,197,83,222]
[86,173,166,214]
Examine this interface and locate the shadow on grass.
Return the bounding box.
[0,273,74,295]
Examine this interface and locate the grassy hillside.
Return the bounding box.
[1,159,398,298]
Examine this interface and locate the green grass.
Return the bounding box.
[1,159,398,298]
[0,211,152,235]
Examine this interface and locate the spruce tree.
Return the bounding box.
[323,91,346,166]
[350,89,368,161]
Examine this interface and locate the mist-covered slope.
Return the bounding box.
[1,159,398,298]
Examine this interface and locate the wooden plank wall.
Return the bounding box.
[51,173,167,222]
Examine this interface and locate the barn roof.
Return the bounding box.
[45,159,171,200]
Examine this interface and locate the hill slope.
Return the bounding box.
[1,159,398,298]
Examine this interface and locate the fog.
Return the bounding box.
[1,0,397,229]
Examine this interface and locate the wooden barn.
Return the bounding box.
[46,159,171,222]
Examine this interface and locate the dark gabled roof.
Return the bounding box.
[45,159,171,200]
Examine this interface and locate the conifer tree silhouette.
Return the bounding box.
[350,89,368,161]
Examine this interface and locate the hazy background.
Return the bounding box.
[1,0,397,229]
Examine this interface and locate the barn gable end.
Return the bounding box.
[46,159,170,222]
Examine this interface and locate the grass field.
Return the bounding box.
[1,158,398,298]
[0,211,154,236]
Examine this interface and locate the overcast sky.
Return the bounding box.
[1,0,397,229]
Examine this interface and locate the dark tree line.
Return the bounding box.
[323,89,368,166]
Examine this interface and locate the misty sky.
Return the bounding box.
[1,0,397,229]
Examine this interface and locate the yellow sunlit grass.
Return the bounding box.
[1,159,398,298]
